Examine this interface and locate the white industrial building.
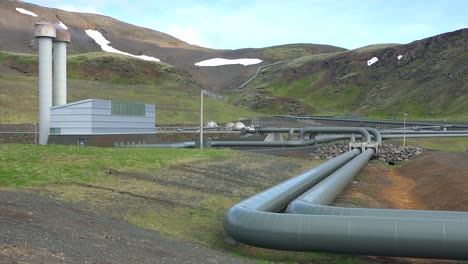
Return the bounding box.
[34,22,157,145]
[50,99,156,135]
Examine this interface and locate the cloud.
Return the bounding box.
[55,4,101,14]
[166,25,210,47]
[23,0,468,50]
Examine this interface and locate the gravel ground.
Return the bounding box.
[0,190,251,264]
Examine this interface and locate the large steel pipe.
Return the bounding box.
[287,148,375,207]
[241,127,304,134]
[114,135,350,149]
[298,127,371,142]
[272,115,468,129]
[382,134,468,139]
[287,204,468,220]
[380,130,468,134]
[284,149,468,259]
[225,151,365,247]
[225,148,468,259]
[35,22,56,145]
[365,127,381,143]
[243,127,381,143]
[117,142,195,148]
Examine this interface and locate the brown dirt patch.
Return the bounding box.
[397,152,468,211]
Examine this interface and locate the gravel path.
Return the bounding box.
[0,190,250,264]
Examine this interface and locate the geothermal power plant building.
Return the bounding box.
[50,99,155,135]
[34,22,156,145]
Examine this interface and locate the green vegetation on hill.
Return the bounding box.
[352,43,400,53]
[0,51,257,124]
[259,44,347,61]
[234,29,468,121]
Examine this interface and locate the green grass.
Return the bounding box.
[0,51,258,124]
[352,43,400,53]
[0,144,231,187]
[259,44,346,61]
[387,137,468,152]
[0,73,256,124]
[237,40,468,122]
[0,144,375,263]
[0,52,7,63]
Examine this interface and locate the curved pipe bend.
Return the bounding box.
[225,148,468,260]
[298,127,372,142]
[364,127,382,143]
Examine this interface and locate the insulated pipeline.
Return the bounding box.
[117,142,195,148]
[225,148,468,259]
[286,148,375,207]
[381,134,468,139]
[298,127,371,142]
[380,130,468,134]
[241,127,373,143]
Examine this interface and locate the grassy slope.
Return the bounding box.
[387,137,468,152]
[0,51,256,124]
[259,44,347,61]
[234,31,468,121]
[0,144,369,264]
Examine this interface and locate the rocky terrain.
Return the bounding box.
[310,142,425,165]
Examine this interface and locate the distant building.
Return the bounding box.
[50,99,155,135]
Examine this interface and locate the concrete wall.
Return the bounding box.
[48,132,240,147]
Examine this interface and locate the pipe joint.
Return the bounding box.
[349,142,379,157]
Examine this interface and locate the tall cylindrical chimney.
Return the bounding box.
[34,22,56,145]
[53,25,70,106]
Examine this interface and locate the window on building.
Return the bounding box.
[50,128,61,134]
[111,101,145,116]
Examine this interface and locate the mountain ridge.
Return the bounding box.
[0,0,346,91]
[0,1,466,122]
[232,28,467,120]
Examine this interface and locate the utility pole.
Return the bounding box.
[403,113,407,146]
[200,89,204,149]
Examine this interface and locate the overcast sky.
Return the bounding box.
[23,0,468,50]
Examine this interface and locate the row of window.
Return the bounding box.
[111,101,146,116]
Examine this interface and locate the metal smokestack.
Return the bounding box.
[34,22,56,145]
[53,25,70,106]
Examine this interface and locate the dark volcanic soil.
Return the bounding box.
[0,191,250,264]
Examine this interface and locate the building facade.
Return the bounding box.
[50,99,155,135]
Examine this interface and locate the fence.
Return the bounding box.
[0,124,38,144]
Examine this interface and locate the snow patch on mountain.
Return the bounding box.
[16,8,38,17]
[195,58,262,67]
[58,21,68,30]
[85,29,160,62]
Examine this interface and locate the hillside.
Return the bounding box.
[0,0,346,91]
[1,1,466,122]
[0,51,256,124]
[231,29,468,121]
